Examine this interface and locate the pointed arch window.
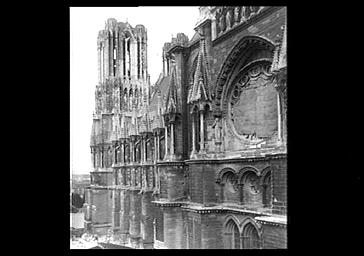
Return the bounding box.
[129,89,133,111]
[242,223,261,249]
[224,219,240,249]
[135,89,139,108]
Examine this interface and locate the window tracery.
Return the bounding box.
[227,61,277,141]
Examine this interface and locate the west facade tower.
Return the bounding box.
[86,18,150,247]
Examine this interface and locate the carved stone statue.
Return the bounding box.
[234,6,241,25]
[240,6,246,22]
[218,10,225,33]
[226,8,232,30]
[212,117,222,143]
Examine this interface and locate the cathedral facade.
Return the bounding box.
[85,6,287,249]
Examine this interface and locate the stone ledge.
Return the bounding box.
[255,215,287,227]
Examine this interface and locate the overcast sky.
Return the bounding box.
[70,7,200,175]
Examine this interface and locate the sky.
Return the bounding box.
[70,7,200,175]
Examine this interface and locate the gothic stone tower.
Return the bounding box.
[85,18,150,245]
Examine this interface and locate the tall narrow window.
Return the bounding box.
[123,169,127,185]
[127,39,131,79]
[135,89,139,107]
[113,47,116,76]
[129,89,133,111]
[114,146,118,164]
[137,38,140,79]
[124,88,128,110]
[119,86,123,111]
[101,151,104,168]
[100,47,104,81]
[123,39,126,78]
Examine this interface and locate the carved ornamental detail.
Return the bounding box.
[215,6,265,37]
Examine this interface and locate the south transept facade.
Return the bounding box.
[85,6,287,249]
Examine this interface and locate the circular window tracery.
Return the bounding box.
[227,61,277,140]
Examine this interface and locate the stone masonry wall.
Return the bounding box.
[261,223,287,248]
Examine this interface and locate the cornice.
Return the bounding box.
[90,171,113,174]
[156,161,185,167]
[185,153,287,164]
[195,18,212,30]
[167,44,185,54]
[114,163,155,169]
[188,39,200,52]
[151,200,283,218]
[255,219,287,227]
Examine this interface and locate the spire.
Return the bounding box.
[165,62,179,114]
[187,34,211,104]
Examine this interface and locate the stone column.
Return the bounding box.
[130,139,134,163]
[164,126,168,160]
[143,38,148,81]
[109,31,114,76]
[94,148,98,168]
[114,30,119,77]
[239,184,244,205]
[220,183,224,203]
[170,122,175,156]
[139,37,143,79]
[199,110,205,153]
[97,46,101,83]
[191,115,197,155]
[277,93,282,142]
[154,133,158,162]
[120,141,125,164]
[91,148,95,168]
[140,136,145,164]
[105,34,110,79]
[118,34,123,78]
[143,136,147,163]
[156,132,160,161]
[211,17,217,40]
[100,46,104,83]
[130,39,137,80]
